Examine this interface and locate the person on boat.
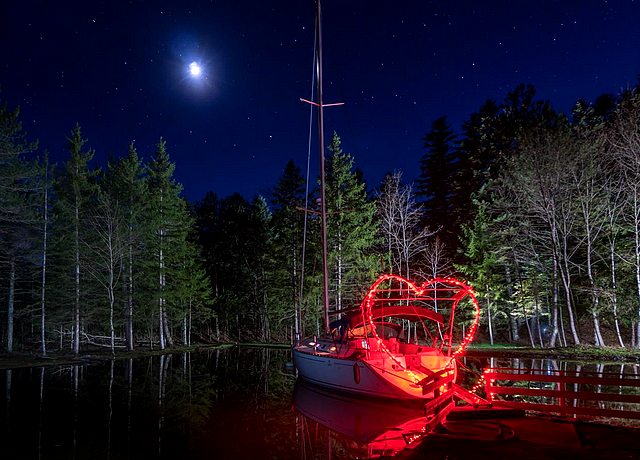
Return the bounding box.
[330,313,351,343]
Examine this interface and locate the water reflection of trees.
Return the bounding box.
[0,347,297,459]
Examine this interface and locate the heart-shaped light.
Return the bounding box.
[358,274,480,369]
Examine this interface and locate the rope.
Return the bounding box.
[435,420,516,441]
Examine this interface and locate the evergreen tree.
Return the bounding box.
[458,202,506,345]
[417,116,457,253]
[0,101,38,352]
[325,133,378,311]
[105,143,146,350]
[270,160,307,340]
[172,239,213,345]
[453,85,559,261]
[54,124,97,355]
[144,138,191,349]
[249,195,272,341]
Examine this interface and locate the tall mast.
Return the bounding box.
[316,0,330,333]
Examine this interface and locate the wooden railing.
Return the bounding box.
[484,367,640,420]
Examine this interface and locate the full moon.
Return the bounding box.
[189,61,202,78]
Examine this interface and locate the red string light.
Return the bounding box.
[358,274,481,370]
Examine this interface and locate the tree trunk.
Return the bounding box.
[592,311,605,347]
[610,242,625,347]
[159,226,166,350]
[108,231,115,354]
[504,267,519,342]
[7,257,16,353]
[163,309,173,347]
[524,305,535,348]
[559,256,580,345]
[486,294,494,345]
[635,198,640,349]
[159,301,165,350]
[127,221,134,351]
[535,293,544,348]
[337,241,343,311]
[585,223,604,346]
[182,316,187,345]
[74,200,81,356]
[549,256,560,347]
[41,161,49,357]
[188,302,192,346]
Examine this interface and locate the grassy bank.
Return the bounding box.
[0,343,237,370]
[465,343,640,363]
[2,341,640,370]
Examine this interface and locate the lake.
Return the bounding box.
[1,347,639,459]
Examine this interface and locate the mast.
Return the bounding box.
[316,0,330,333]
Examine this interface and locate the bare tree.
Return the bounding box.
[602,169,626,347]
[572,136,607,346]
[497,127,582,345]
[39,154,50,356]
[607,92,640,348]
[84,191,126,353]
[377,171,436,279]
[421,236,453,279]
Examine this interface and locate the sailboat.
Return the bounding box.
[293,274,480,399]
[292,0,480,400]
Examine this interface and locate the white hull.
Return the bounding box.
[293,348,405,399]
[293,344,455,400]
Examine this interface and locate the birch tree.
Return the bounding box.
[84,189,126,352]
[608,91,640,347]
[376,171,435,279]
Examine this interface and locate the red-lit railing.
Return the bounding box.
[484,367,640,420]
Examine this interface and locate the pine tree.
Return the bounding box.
[0,101,38,352]
[325,133,378,311]
[270,160,307,340]
[106,143,146,350]
[54,124,97,355]
[417,116,457,254]
[249,195,272,341]
[144,138,191,349]
[172,240,213,345]
[457,202,505,345]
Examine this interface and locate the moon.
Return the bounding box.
[189,61,202,78]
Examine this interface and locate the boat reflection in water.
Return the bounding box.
[293,380,428,458]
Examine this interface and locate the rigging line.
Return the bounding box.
[298,18,317,331]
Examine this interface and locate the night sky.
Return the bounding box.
[2,1,640,201]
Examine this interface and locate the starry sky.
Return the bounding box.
[2,1,640,202]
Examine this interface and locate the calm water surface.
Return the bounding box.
[1,348,639,459]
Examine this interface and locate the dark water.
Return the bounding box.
[1,348,639,460]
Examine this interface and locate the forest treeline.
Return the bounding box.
[3,81,640,354]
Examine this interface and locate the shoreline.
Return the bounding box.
[1,342,639,370]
